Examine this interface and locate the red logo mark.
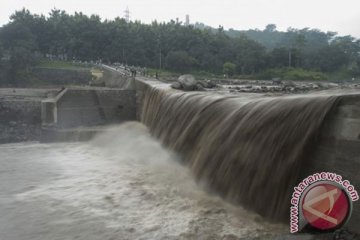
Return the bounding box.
[302,183,350,230]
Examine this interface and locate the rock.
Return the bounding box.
[283,80,296,87]
[196,80,207,88]
[286,87,296,92]
[170,82,182,90]
[272,78,282,84]
[196,83,205,91]
[201,80,217,88]
[252,86,261,91]
[309,83,319,89]
[274,86,284,92]
[178,74,197,91]
[328,83,339,88]
[208,81,217,88]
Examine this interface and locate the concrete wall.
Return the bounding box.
[0,88,59,143]
[302,94,360,232]
[0,100,41,143]
[100,66,135,89]
[42,88,137,129]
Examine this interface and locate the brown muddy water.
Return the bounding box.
[141,87,341,222]
[0,122,292,240]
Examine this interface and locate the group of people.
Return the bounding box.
[113,63,148,78]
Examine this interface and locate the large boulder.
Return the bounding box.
[178,74,197,90]
[170,75,217,91]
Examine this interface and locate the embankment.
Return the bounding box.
[33,67,92,86]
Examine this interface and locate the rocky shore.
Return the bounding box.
[170,75,360,95]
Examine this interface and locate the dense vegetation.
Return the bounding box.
[0,9,360,85]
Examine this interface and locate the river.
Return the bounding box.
[0,122,295,240]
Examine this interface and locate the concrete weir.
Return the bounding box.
[135,77,360,234]
[40,74,360,234]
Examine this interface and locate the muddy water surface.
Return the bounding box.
[0,122,290,240]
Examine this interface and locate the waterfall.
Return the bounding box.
[141,87,340,221]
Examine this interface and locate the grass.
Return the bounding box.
[37,60,90,70]
[255,68,328,81]
[147,68,178,78]
[324,68,357,82]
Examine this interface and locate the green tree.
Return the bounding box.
[223,62,236,76]
[265,24,277,32]
[165,50,198,72]
[270,47,289,68]
[234,35,266,74]
[0,8,359,81]
[0,19,38,85]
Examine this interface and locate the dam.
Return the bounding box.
[1,65,359,239]
[136,74,360,234]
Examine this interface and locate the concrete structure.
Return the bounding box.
[304,94,360,231]
[185,14,190,26]
[38,67,360,233]
[41,87,136,142]
[0,88,59,143]
[134,77,360,234]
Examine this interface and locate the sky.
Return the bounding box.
[0,0,359,38]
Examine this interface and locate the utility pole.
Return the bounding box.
[288,49,292,68]
[159,48,162,69]
[158,36,162,69]
[124,6,130,23]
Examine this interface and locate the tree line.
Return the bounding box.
[0,9,360,84]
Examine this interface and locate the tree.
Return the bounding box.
[270,47,289,68]
[0,8,359,82]
[234,35,267,74]
[223,62,236,76]
[165,51,198,72]
[265,24,277,32]
[0,20,38,85]
[314,45,349,72]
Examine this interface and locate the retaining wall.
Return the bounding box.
[301,94,360,232]
[42,88,136,129]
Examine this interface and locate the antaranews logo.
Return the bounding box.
[290,172,359,233]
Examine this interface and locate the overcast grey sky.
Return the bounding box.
[1,0,359,38]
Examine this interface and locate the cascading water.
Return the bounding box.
[141,87,341,221]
